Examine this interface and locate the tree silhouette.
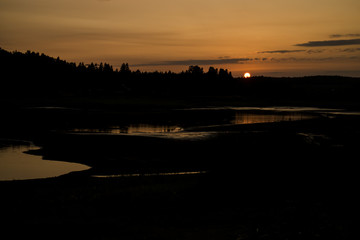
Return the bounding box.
[187,65,204,75]
[0,48,246,97]
[207,66,218,81]
[120,63,130,74]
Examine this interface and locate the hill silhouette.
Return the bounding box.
[0,48,234,97]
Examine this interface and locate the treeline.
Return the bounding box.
[0,48,235,97]
[1,48,360,103]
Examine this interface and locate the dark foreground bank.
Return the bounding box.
[1,104,358,239]
[0,165,356,240]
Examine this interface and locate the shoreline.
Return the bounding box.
[0,102,358,239]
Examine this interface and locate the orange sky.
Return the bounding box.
[1,0,360,76]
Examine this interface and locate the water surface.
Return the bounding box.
[92,171,207,178]
[232,111,315,124]
[72,124,183,134]
[0,140,90,181]
[68,107,320,139]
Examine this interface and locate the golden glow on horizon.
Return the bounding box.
[0,0,359,76]
[244,72,251,78]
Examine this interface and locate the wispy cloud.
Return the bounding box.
[339,48,360,52]
[268,55,360,63]
[134,58,253,67]
[306,49,326,54]
[258,50,306,54]
[269,57,335,62]
[330,33,360,38]
[306,48,360,54]
[295,38,360,47]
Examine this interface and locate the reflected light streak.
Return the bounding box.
[232,112,315,124]
[73,124,183,134]
[92,171,207,178]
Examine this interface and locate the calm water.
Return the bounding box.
[69,107,319,138]
[72,124,183,134]
[232,111,314,124]
[92,171,207,178]
[2,107,356,180]
[0,140,90,181]
[71,124,215,140]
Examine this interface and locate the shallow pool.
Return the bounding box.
[0,140,90,181]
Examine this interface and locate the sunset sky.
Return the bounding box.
[1,0,360,77]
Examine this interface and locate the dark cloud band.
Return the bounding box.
[330,34,360,38]
[258,50,306,54]
[295,38,360,47]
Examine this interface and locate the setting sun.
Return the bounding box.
[244,72,251,78]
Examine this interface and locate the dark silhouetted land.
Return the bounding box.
[0,48,358,239]
[1,47,360,106]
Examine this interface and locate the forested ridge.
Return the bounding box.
[0,48,234,97]
[1,48,360,103]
